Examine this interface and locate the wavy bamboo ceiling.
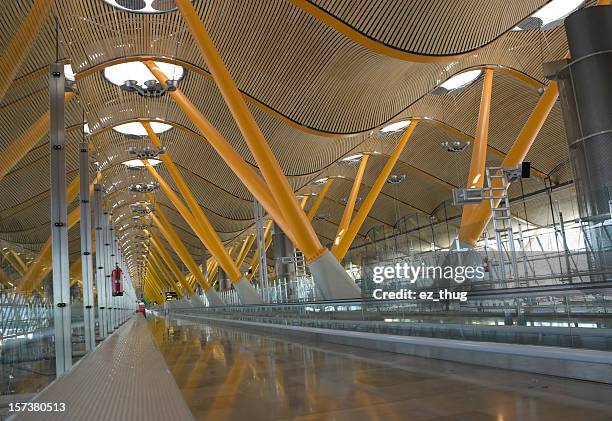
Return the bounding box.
[0,0,589,285]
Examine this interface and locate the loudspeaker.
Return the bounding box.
[521,162,531,179]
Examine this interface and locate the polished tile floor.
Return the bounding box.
[149,317,612,421]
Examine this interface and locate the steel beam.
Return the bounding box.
[460,68,494,227]
[307,178,334,221]
[332,121,419,261]
[334,155,369,248]
[0,93,74,183]
[49,62,71,376]
[0,0,53,103]
[79,142,95,351]
[175,1,324,260]
[142,62,297,246]
[144,161,262,304]
[93,185,108,338]
[459,83,559,245]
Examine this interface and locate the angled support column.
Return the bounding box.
[144,155,262,304]
[307,178,334,221]
[460,68,494,226]
[79,142,95,352]
[334,155,369,247]
[149,248,183,298]
[142,62,295,245]
[49,63,71,376]
[147,228,196,297]
[103,209,114,334]
[20,173,98,293]
[93,185,108,338]
[0,0,53,103]
[0,92,74,183]
[252,201,269,286]
[235,235,255,269]
[174,1,323,259]
[459,83,559,245]
[333,121,419,261]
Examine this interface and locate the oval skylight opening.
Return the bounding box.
[439,70,482,91]
[341,153,364,162]
[102,0,181,14]
[122,158,162,168]
[113,121,172,136]
[103,61,185,89]
[380,120,411,133]
[512,0,584,31]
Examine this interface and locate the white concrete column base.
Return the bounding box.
[204,288,225,306]
[309,250,361,299]
[234,278,263,304]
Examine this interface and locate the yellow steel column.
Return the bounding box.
[334,155,369,247]
[149,252,183,299]
[333,121,418,260]
[459,82,559,245]
[145,162,262,303]
[20,174,98,292]
[234,235,255,269]
[0,0,53,103]
[460,68,494,226]
[307,178,334,221]
[142,63,297,247]
[148,231,194,296]
[144,157,240,282]
[170,4,326,260]
[145,202,212,293]
[0,93,74,182]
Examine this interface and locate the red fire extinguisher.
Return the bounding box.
[112,264,124,296]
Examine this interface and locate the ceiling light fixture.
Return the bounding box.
[380,120,411,133]
[113,121,172,136]
[103,61,184,90]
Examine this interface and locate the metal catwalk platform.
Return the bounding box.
[11,316,194,421]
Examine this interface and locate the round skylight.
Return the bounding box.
[439,70,482,91]
[122,158,162,168]
[103,61,185,89]
[380,120,411,133]
[113,121,172,136]
[513,0,584,31]
[102,0,180,14]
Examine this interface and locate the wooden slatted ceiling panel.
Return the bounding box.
[309,0,548,55]
[54,0,568,134]
[0,0,585,261]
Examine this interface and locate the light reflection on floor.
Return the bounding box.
[149,317,612,421]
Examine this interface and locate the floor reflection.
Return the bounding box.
[149,317,612,421]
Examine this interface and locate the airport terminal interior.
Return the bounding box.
[1,0,612,420]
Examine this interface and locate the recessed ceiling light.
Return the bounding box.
[439,70,482,91]
[512,0,584,31]
[103,61,185,89]
[122,158,162,168]
[113,121,172,136]
[380,120,411,133]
